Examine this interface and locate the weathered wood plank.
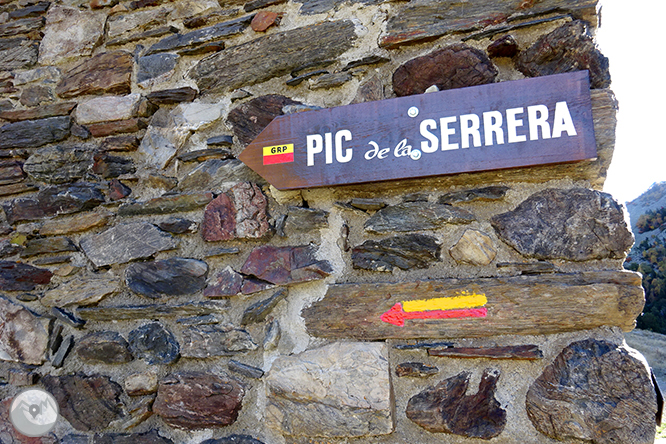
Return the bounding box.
[303,271,644,340]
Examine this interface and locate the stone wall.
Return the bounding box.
[0,0,660,443]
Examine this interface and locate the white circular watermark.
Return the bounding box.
[10,388,59,437]
[407,106,419,118]
[410,149,422,160]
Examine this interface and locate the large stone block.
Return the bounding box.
[23,145,93,184]
[125,258,208,298]
[38,6,106,65]
[265,342,393,437]
[364,201,475,233]
[75,94,142,125]
[56,51,132,98]
[0,296,49,365]
[0,37,38,70]
[201,182,269,241]
[352,234,441,271]
[0,116,70,150]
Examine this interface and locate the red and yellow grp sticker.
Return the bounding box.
[263,144,294,165]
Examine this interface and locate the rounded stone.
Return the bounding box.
[128,322,180,365]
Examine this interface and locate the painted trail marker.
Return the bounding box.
[239,71,596,190]
[302,271,644,340]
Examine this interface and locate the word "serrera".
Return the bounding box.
[306,101,577,166]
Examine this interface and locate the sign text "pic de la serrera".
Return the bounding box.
[238,71,596,190]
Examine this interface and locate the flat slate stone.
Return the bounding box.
[41,273,119,307]
[153,371,244,429]
[56,51,133,98]
[241,244,332,285]
[38,5,106,65]
[92,152,135,178]
[429,345,543,360]
[75,94,142,125]
[438,186,510,204]
[0,295,49,365]
[0,37,38,70]
[0,16,44,37]
[178,159,265,194]
[100,135,140,152]
[128,322,180,365]
[190,20,357,94]
[180,325,257,358]
[76,331,133,364]
[80,222,177,267]
[39,211,111,236]
[0,115,70,150]
[137,53,179,85]
[515,20,610,89]
[396,362,439,378]
[241,288,288,324]
[106,8,168,40]
[265,342,393,437]
[393,44,497,97]
[526,339,657,444]
[119,192,212,216]
[406,369,506,439]
[0,160,24,185]
[204,266,244,298]
[0,260,52,291]
[157,217,197,234]
[43,373,124,432]
[125,257,208,298]
[364,201,476,233]
[284,206,328,232]
[87,118,147,138]
[227,95,302,147]
[352,233,441,272]
[0,102,76,122]
[20,235,77,257]
[78,301,228,321]
[491,188,633,261]
[23,145,93,184]
[146,86,197,104]
[228,360,264,379]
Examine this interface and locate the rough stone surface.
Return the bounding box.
[0,102,75,122]
[251,10,280,32]
[204,266,244,298]
[228,360,264,379]
[128,322,180,365]
[190,20,357,94]
[241,288,288,324]
[0,160,25,185]
[241,244,332,285]
[92,430,174,444]
[56,51,133,98]
[80,222,177,267]
[266,342,393,437]
[178,159,265,194]
[20,236,77,257]
[87,118,147,138]
[393,44,497,97]
[201,182,270,241]
[449,229,497,266]
[76,94,142,125]
[227,95,301,147]
[0,296,49,365]
[515,20,610,89]
[137,53,179,85]
[284,206,328,233]
[41,273,119,307]
[77,301,228,321]
[487,34,519,58]
[153,371,244,429]
[0,116,70,150]
[365,202,476,233]
[100,135,140,152]
[352,234,441,272]
[438,186,510,205]
[491,188,633,261]
[92,152,136,178]
[125,257,208,298]
[106,8,168,40]
[180,325,257,358]
[118,192,212,216]
[23,145,93,184]
[406,369,507,439]
[20,84,54,107]
[75,331,133,364]
[38,6,106,65]
[526,339,657,444]
[0,17,44,37]
[0,260,52,291]
[157,217,197,234]
[40,211,110,236]
[124,372,159,396]
[42,373,124,432]
[0,37,38,70]
[146,86,197,104]
[396,362,439,378]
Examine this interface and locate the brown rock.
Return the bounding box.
[56,51,133,98]
[204,266,244,298]
[23,145,94,184]
[146,87,197,105]
[86,118,147,137]
[19,85,54,107]
[406,369,507,439]
[515,20,610,89]
[42,373,124,432]
[0,102,75,122]
[20,235,77,257]
[75,331,133,364]
[228,95,302,147]
[39,211,111,236]
[395,362,439,378]
[429,345,543,359]
[41,272,119,307]
[487,34,519,58]
[241,244,332,285]
[393,44,497,97]
[251,11,280,32]
[491,188,633,261]
[108,179,132,200]
[124,372,159,396]
[0,296,49,365]
[201,182,269,241]
[526,339,657,444]
[153,372,244,429]
[38,6,106,65]
[0,261,52,291]
[0,160,24,185]
[99,135,140,151]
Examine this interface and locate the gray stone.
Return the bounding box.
[526,339,657,444]
[75,94,142,125]
[439,186,510,204]
[41,273,119,307]
[157,217,197,234]
[491,188,633,261]
[393,44,497,97]
[406,368,506,439]
[124,372,159,396]
[190,20,357,94]
[80,223,177,267]
[0,37,38,69]
[395,362,439,378]
[0,296,49,365]
[241,244,333,285]
[78,301,228,321]
[204,266,244,298]
[138,125,190,170]
[56,51,133,99]
[178,148,232,162]
[146,15,252,55]
[365,201,475,233]
[92,430,174,444]
[284,206,328,233]
[180,325,257,358]
[106,8,168,40]
[263,319,280,350]
[228,360,264,379]
[449,229,497,266]
[0,260,52,291]
[125,258,208,298]
[153,372,244,429]
[227,95,302,146]
[92,152,136,178]
[0,116,70,150]
[129,322,180,365]
[13,66,61,86]
[0,17,44,38]
[118,192,213,216]
[19,84,54,106]
[349,198,386,211]
[137,53,179,85]
[266,342,393,437]
[178,159,265,194]
[51,307,86,329]
[50,333,74,367]
[241,288,287,325]
[42,373,124,432]
[515,20,610,89]
[38,6,106,65]
[76,331,133,364]
[107,25,178,47]
[352,234,441,272]
[20,235,77,257]
[23,145,93,184]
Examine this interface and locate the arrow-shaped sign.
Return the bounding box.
[238,71,596,190]
[381,292,488,327]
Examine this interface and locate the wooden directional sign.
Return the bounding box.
[302,271,644,340]
[239,71,596,190]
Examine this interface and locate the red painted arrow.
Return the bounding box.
[380,303,487,327]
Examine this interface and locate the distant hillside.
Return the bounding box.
[624,182,666,333]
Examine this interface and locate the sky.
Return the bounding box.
[597,0,666,204]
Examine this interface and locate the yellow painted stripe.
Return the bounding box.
[263,144,294,156]
[402,292,487,313]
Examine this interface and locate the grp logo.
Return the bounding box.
[9,388,58,437]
